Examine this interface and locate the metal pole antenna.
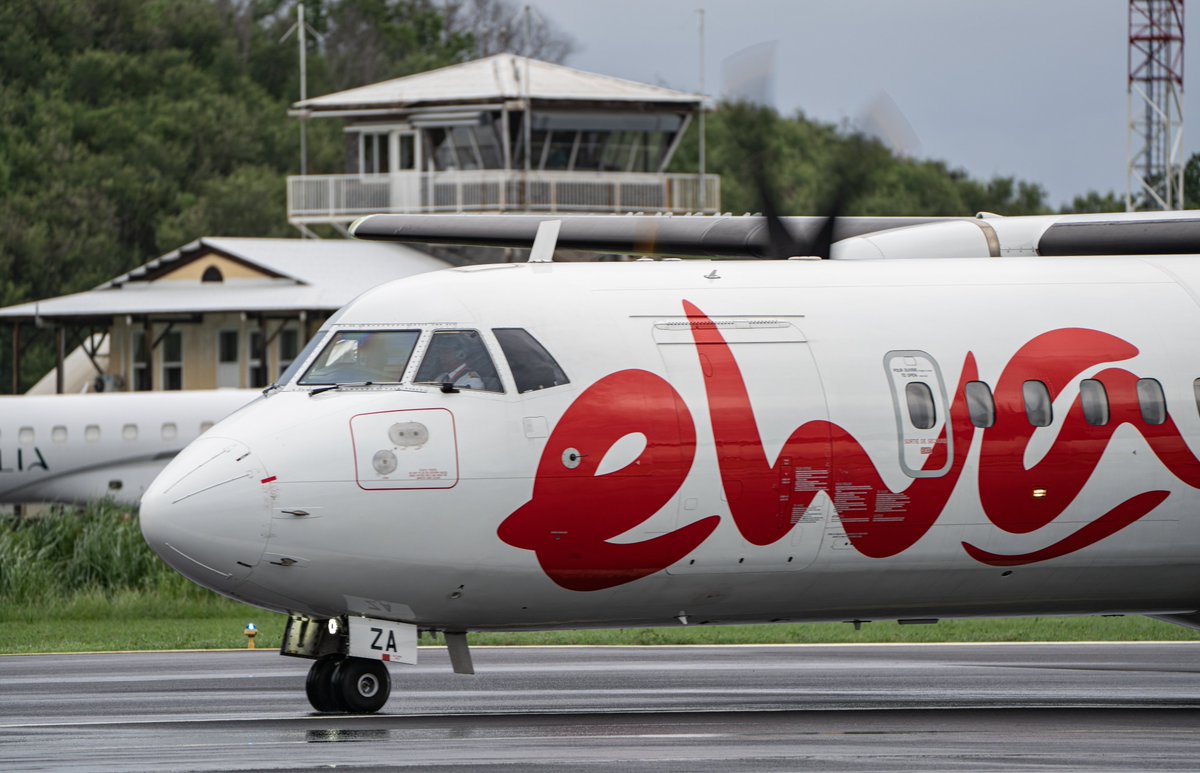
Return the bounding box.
[299,3,307,176]
[697,8,706,213]
[523,5,533,181]
[282,4,322,177]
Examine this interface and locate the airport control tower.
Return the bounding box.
[285,53,718,235]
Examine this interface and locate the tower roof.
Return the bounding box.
[294,53,702,114]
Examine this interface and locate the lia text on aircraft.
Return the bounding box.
[140,211,1200,714]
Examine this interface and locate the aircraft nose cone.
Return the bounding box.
[140,436,272,591]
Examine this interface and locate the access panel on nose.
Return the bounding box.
[350,408,458,490]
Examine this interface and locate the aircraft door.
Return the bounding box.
[655,317,830,573]
[883,350,953,478]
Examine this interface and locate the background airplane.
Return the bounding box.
[0,390,255,506]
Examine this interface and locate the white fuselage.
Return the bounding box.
[140,256,1200,631]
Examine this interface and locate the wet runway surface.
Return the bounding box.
[2,642,1199,770]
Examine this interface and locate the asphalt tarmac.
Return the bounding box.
[1,642,1198,771]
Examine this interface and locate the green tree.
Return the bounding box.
[670,103,1050,217]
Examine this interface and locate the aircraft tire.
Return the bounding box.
[305,655,347,713]
[332,657,391,714]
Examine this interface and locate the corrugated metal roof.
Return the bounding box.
[295,53,701,112]
[0,238,451,320]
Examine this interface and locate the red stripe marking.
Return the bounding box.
[260,476,277,484]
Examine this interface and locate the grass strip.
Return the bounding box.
[2,610,1196,655]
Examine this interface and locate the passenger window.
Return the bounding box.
[415,331,503,392]
[1079,379,1109,426]
[84,425,100,442]
[200,421,214,433]
[905,382,936,430]
[964,381,995,428]
[1194,378,1200,417]
[122,424,138,441]
[51,426,67,443]
[161,423,177,440]
[1137,378,1167,425]
[1023,380,1053,427]
[18,427,33,443]
[298,330,420,385]
[493,328,570,393]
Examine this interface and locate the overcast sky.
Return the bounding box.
[538,0,1193,207]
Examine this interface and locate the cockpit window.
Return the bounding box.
[297,330,420,385]
[493,328,570,393]
[274,332,326,388]
[414,330,503,392]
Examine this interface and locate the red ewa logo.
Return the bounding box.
[496,369,719,591]
[498,301,1200,590]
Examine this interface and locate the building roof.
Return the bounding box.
[0,237,451,322]
[293,53,702,114]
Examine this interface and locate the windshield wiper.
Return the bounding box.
[308,381,372,396]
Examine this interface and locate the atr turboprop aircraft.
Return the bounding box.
[139,210,1200,714]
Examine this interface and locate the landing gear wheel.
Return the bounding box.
[332,657,391,714]
[305,655,346,713]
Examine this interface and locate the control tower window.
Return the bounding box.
[298,330,419,385]
[493,328,570,393]
[415,330,503,392]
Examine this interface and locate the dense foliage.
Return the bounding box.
[0,500,196,606]
[669,102,1051,218]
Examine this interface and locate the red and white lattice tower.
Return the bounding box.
[1128,0,1185,210]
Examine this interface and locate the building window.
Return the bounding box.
[217,330,240,388]
[360,132,390,174]
[201,265,223,282]
[248,330,266,388]
[132,330,150,391]
[161,330,183,390]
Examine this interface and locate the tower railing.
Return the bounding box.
[286,170,721,224]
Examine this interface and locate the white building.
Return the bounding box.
[0,238,449,393]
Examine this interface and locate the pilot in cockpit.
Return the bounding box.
[428,336,484,390]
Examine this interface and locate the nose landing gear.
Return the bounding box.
[285,614,416,714]
[305,655,392,713]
